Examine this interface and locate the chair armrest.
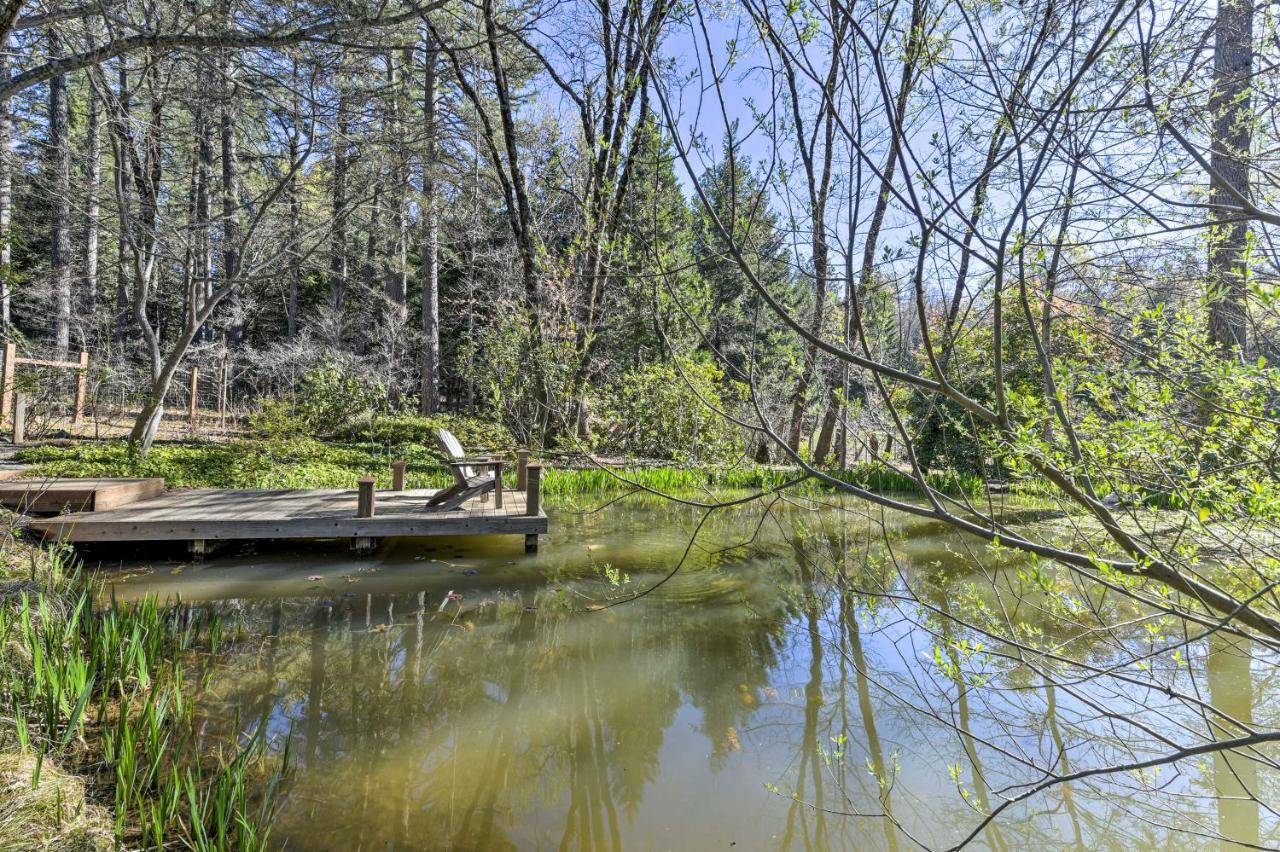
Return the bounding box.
[447,456,495,465]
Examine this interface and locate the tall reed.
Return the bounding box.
[0,543,289,850]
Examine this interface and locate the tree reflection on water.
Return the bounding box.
[109,498,1278,850]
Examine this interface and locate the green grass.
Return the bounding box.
[20,439,984,498]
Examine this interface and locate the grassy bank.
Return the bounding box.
[0,534,287,849]
[18,438,985,498]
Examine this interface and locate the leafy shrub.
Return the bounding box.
[336,413,514,455]
[247,362,387,439]
[593,358,748,463]
[458,305,579,446]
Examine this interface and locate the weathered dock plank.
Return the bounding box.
[26,486,548,545]
[0,477,165,514]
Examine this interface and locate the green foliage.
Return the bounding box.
[0,545,287,848]
[247,362,387,439]
[19,439,453,490]
[336,412,514,454]
[458,306,579,446]
[693,152,803,378]
[600,120,709,361]
[593,358,748,463]
[1049,303,1280,520]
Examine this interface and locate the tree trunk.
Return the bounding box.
[1206,0,1253,355]
[329,84,349,313]
[220,16,244,348]
[383,53,409,320]
[112,63,131,350]
[82,81,102,334]
[419,31,440,414]
[193,86,214,343]
[286,111,301,340]
[48,33,72,359]
[0,47,11,334]
[813,388,839,465]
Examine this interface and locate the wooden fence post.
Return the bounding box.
[188,365,199,428]
[516,449,529,491]
[217,356,228,427]
[12,392,25,444]
[72,351,89,426]
[390,460,406,491]
[1,342,14,423]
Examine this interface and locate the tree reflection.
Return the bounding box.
[154,500,1280,849]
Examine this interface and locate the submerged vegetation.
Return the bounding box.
[0,539,287,849]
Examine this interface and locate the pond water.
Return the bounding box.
[102,497,1275,850]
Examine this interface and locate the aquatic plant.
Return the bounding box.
[0,543,289,850]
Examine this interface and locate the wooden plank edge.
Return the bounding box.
[26,513,550,543]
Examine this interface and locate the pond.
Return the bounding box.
[102,497,1274,850]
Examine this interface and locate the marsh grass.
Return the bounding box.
[0,542,288,850]
[540,463,984,497]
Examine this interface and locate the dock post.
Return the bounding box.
[73,351,89,426]
[11,392,25,444]
[516,449,528,491]
[493,461,503,509]
[188,365,199,428]
[356,477,377,517]
[189,539,207,559]
[391,460,406,491]
[524,463,542,552]
[354,476,378,553]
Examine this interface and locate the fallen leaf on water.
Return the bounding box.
[307,575,323,581]
[369,624,387,633]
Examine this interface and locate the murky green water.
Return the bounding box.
[104,498,1275,850]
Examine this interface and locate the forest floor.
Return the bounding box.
[16,408,245,445]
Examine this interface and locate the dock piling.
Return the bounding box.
[516,449,529,491]
[391,461,407,491]
[524,463,542,552]
[356,477,377,518]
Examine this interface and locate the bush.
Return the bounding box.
[246,362,387,439]
[593,358,748,463]
[336,413,514,455]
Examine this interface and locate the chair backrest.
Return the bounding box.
[435,428,473,480]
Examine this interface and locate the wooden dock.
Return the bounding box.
[0,477,165,513]
[24,476,547,554]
